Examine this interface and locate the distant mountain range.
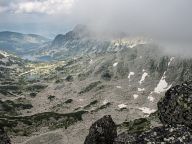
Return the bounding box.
[33,25,150,61]
[0,25,149,61]
[0,31,50,56]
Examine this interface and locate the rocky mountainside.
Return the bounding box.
[0,46,191,143]
[85,81,192,143]
[0,31,49,56]
[36,25,149,60]
[0,50,27,104]
[0,26,191,144]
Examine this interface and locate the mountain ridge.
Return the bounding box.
[0,31,50,56]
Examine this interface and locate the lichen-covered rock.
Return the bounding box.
[84,115,117,144]
[0,128,11,144]
[158,81,192,127]
[138,125,192,143]
[114,125,192,143]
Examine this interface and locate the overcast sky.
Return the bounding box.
[0,0,192,44]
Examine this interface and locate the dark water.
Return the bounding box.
[38,55,52,61]
[22,55,52,62]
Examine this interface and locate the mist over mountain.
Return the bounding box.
[1,0,192,57]
[0,0,192,144]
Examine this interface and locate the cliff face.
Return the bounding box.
[85,81,192,144]
[158,81,192,127]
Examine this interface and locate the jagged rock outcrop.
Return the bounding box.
[114,125,192,143]
[0,128,11,144]
[85,81,192,143]
[158,81,192,127]
[84,115,117,144]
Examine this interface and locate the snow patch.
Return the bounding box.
[168,57,174,66]
[139,56,142,59]
[138,88,145,92]
[154,72,171,93]
[113,62,118,67]
[0,51,9,57]
[142,69,146,72]
[89,59,93,64]
[139,72,148,84]
[118,104,127,109]
[116,86,122,89]
[133,94,139,99]
[114,42,120,47]
[103,99,108,105]
[138,107,156,114]
[128,72,135,80]
[148,95,155,102]
[79,99,84,102]
[129,44,137,48]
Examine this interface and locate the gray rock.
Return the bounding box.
[85,81,192,144]
[158,81,192,127]
[0,128,11,144]
[115,125,192,143]
[84,115,117,144]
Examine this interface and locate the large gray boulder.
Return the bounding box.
[0,128,11,144]
[84,115,117,144]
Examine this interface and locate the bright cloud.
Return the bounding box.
[4,0,75,14]
[0,6,8,13]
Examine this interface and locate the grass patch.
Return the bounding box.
[52,99,73,110]
[0,98,33,116]
[25,84,47,92]
[83,100,98,110]
[48,95,55,102]
[64,99,73,104]
[91,102,111,112]
[0,110,87,136]
[79,81,101,94]
[118,118,151,134]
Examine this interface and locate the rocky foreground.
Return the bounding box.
[85,81,192,143]
[0,128,11,144]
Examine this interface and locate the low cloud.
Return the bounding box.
[0,0,192,57]
[0,6,7,13]
[0,0,75,14]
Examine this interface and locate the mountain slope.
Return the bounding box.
[0,50,24,80]
[5,44,190,143]
[0,50,26,98]
[0,27,191,144]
